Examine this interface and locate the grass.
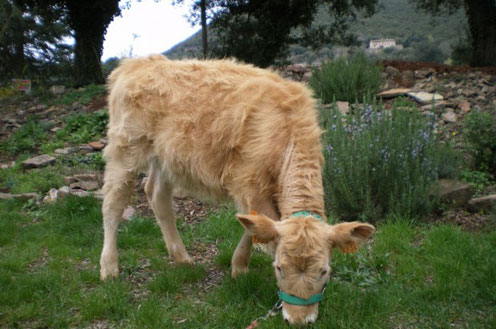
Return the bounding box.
[1,197,495,328]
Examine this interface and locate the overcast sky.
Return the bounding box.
[102,0,199,61]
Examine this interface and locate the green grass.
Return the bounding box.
[1,198,495,328]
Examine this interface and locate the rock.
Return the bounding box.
[70,189,91,197]
[441,109,457,123]
[88,141,105,151]
[407,92,444,104]
[414,68,436,79]
[78,145,94,153]
[73,173,99,182]
[122,207,136,221]
[70,180,99,191]
[336,101,350,116]
[58,186,71,197]
[0,161,15,169]
[458,100,471,113]
[0,192,39,202]
[468,195,496,213]
[49,85,65,95]
[421,101,446,111]
[54,147,75,156]
[385,66,400,76]
[50,127,61,133]
[93,189,104,200]
[23,154,56,169]
[63,176,77,185]
[377,88,411,98]
[438,179,474,208]
[302,71,312,83]
[401,70,414,86]
[43,188,59,203]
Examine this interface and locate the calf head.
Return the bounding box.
[237,213,375,325]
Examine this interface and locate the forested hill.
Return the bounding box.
[164,0,467,63]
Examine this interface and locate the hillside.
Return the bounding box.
[165,0,467,64]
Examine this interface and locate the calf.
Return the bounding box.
[99,55,374,324]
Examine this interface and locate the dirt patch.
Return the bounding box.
[424,209,496,232]
[382,60,496,76]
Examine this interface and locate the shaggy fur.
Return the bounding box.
[99,55,374,325]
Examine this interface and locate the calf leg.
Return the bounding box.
[100,162,136,280]
[231,198,279,278]
[145,165,193,264]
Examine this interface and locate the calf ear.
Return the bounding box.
[328,222,375,254]
[236,214,279,243]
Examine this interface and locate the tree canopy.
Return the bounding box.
[411,0,496,66]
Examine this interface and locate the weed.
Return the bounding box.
[56,109,108,144]
[0,115,50,156]
[464,109,496,174]
[57,84,106,106]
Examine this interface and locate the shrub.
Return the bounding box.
[320,104,453,221]
[310,52,384,103]
[58,84,106,106]
[464,109,496,174]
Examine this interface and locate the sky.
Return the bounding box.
[102,0,199,61]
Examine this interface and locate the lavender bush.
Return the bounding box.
[320,104,449,221]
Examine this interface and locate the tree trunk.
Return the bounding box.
[200,0,208,59]
[466,0,496,66]
[73,26,105,86]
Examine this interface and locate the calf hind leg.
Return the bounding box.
[145,165,193,264]
[100,162,136,280]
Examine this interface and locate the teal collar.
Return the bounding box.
[278,281,328,306]
[291,211,322,221]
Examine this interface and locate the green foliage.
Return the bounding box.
[460,170,493,192]
[57,84,106,106]
[0,115,50,156]
[310,52,384,103]
[56,109,108,144]
[464,109,496,173]
[320,105,453,221]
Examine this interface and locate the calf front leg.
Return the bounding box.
[145,166,193,264]
[231,198,279,278]
[100,163,135,280]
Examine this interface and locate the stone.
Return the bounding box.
[64,176,77,185]
[414,68,436,79]
[385,66,400,76]
[336,101,350,116]
[441,109,457,123]
[421,101,446,111]
[43,188,59,203]
[407,92,444,105]
[73,173,99,181]
[49,85,66,95]
[458,100,471,113]
[437,179,474,208]
[93,189,104,200]
[468,195,496,213]
[0,192,39,202]
[50,127,61,133]
[70,180,99,191]
[88,141,105,151]
[58,186,71,197]
[70,189,91,197]
[302,71,312,83]
[23,154,56,169]
[122,207,136,221]
[78,145,94,153]
[377,88,411,98]
[54,147,75,156]
[0,161,15,169]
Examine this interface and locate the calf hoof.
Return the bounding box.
[173,254,194,265]
[100,263,119,281]
[231,265,249,278]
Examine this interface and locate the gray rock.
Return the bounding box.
[385,66,400,76]
[54,147,75,156]
[407,92,444,104]
[377,88,412,98]
[78,145,94,153]
[468,195,496,213]
[438,179,474,208]
[63,176,77,185]
[49,85,66,95]
[58,186,71,197]
[441,109,457,123]
[73,173,99,182]
[43,188,59,203]
[70,180,99,191]
[457,100,471,113]
[23,154,56,169]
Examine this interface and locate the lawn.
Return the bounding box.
[1,196,495,328]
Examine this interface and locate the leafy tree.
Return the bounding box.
[0,0,71,83]
[173,0,216,58]
[19,0,121,86]
[210,0,378,67]
[410,0,496,66]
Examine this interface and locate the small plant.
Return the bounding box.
[310,52,384,103]
[57,109,108,144]
[58,84,106,106]
[0,115,50,156]
[320,104,452,221]
[464,109,496,174]
[460,170,493,192]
